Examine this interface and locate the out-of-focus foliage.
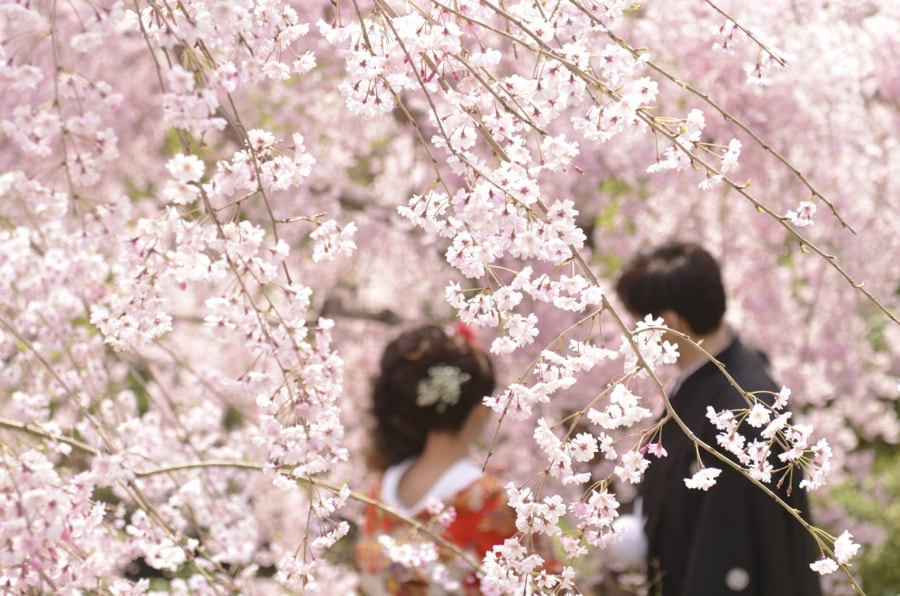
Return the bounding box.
[825,443,900,596]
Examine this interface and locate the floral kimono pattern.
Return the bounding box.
[354,472,517,595]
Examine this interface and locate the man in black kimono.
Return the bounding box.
[615,242,822,596]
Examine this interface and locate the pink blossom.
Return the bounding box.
[615,450,651,484]
[785,200,818,227]
[568,432,599,462]
[645,442,668,458]
[684,467,723,491]
[809,557,839,575]
[746,402,771,427]
[165,153,205,182]
[773,386,792,410]
[833,530,861,565]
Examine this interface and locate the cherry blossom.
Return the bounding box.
[0,0,896,593]
[684,467,723,491]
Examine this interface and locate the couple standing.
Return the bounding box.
[355,241,822,595]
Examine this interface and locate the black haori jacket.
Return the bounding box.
[640,336,823,596]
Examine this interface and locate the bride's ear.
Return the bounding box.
[461,404,491,439]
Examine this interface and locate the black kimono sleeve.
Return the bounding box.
[682,463,823,595]
[642,337,823,596]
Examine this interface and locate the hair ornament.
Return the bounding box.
[416,365,471,413]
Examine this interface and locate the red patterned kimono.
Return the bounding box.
[354,459,517,595]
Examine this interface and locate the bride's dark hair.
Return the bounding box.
[366,323,495,471]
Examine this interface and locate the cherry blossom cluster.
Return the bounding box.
[2,0,359,591]
[499,476,634,591]
[810,530,862,577]
[442,265,604,356]
[482,331,617,422]
[478,322,663,588]
[0,449,120,593]
[705,385,835,491]
[480,537,573,596]
[353,502,476,593]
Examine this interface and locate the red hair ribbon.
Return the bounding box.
[455,322,478,345]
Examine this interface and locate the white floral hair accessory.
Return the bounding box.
[416,365,471,413]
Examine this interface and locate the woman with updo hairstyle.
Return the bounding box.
[354,323,517,595]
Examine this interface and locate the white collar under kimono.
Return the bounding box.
[380,457,484,516]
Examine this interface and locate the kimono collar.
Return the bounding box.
[380,457,484,516]
[670,334,740,398]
